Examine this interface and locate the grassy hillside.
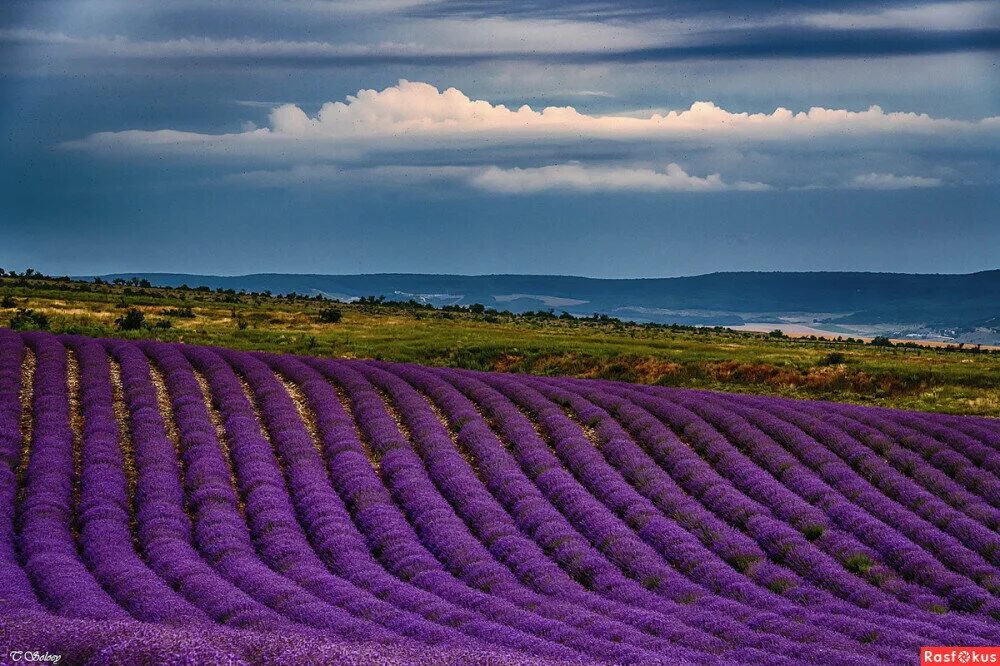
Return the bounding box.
[2,273,998,416]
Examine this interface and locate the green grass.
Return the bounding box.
[2,275,998,416]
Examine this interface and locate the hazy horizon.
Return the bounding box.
[72,267,1000,281]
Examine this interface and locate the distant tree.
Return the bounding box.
[93,277,105,285]
[9,309,49,331]
[469,303,486,314]
[870,336,894,348]
[317,306,343,324]
[768,329,786,338]
[115,308,146,331]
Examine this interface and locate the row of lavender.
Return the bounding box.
[0,329,998,664]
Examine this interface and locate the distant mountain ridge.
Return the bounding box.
[92,270,1000,338]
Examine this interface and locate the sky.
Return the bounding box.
[0,0,997,278]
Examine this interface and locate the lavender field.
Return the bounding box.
[1,329,999,664]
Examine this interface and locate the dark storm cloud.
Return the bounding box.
[3,29,995,70]
[585,28,1000,63]
[1,0,996,70]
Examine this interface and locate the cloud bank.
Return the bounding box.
[62,81,996,194]
[69,79,999,156]
[223,162,770,194]
[847,173,944,189]
[471,163,770,193]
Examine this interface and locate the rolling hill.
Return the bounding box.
[94,270,1000,340]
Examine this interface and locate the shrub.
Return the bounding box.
[1,294,16,309]
[115,308,146,331]
[9,308,49,331]
[870,336,894,347]
[163,306,196,318]
[317,306,343,324]
[817,352,846,366]
[768,329,786,338]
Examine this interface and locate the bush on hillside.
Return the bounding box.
[818,352,847,366]
[115,308,146,331]
[163,306,196,318]
[317,307,343,324]
[9,308,49,331]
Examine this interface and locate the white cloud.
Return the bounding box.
[0,29,423,59]
[67,80,999,156]
[261,80,995,139]
[471,163,771,193]
[847,173,944,190]
[802,1,997,31]
[222,162,770,194]
[290,0,438,13]
[0,17,666,60]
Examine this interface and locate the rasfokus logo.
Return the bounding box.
[922,647,1000,664]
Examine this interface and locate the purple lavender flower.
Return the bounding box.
[0,328,997,665]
